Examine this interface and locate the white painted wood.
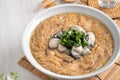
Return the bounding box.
[0,0,81,79]
[0,0,43,80]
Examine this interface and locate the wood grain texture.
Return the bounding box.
[0,0,43,80]
[104,65,120,80]
[114,19,120,28]
[97,64,116,80]
[82,76,100,80]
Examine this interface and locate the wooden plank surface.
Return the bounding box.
[104,65,120,80]
[82,76,100,80]
[116,56,120,65]
[97,64,116,80]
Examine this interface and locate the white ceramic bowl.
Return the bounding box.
[22,4,120,80]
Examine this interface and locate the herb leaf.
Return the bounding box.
[0,72,18,80]
[10,72,15,76]
[10,72,18,80]
[60,30,88,48]
[0,73,4,80]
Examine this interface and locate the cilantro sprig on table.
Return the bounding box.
[60,29,88,49]
[0,72,18,80]
[10,72,18,80]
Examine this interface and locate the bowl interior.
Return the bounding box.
[22,4,120,79]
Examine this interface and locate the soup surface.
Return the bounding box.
[30,13,114,76]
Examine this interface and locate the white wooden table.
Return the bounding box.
[0,0,79,79]
[0,0,43,80]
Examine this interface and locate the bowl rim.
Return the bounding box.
[22,4,120,79]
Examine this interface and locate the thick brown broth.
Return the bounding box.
[30,13,114,76]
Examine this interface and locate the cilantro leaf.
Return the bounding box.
[60,29,88,48]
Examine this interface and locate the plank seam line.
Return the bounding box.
[95,75,102,80]
[113,17,120,20]
[115,62,120,66]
